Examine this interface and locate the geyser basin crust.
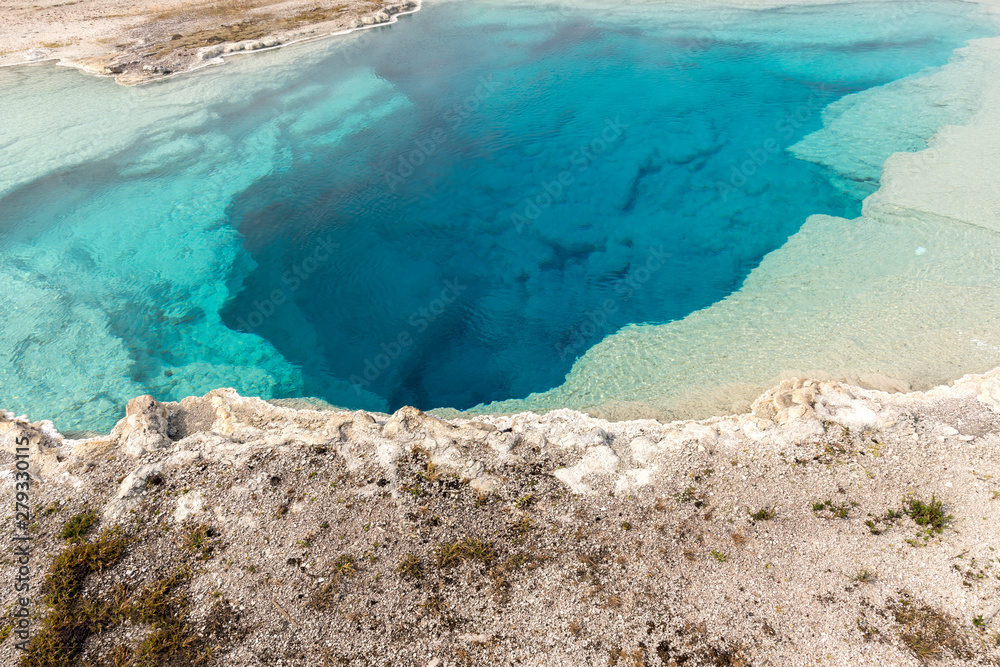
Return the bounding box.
[1,0,999,433]
[0,0,419,85]
[2,370,1000,664]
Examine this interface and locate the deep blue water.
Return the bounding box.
[0,0,995,432]
[220,1,990,410]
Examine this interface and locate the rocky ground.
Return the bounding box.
[0,0,417,84]
[0,370,999,665]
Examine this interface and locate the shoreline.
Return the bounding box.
[129,0,424,87]
[0,0,420,85]
[2,368,999,663]
[0,2,420,86]
[6,0,996,88]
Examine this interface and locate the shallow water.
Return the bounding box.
[0,0,996,432]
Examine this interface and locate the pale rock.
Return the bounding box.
[110,395,170,457]
[164,450,201,469]
[628,436,659,465]
[615,468,654,494]
[0,410,63,479]
[104,462,164,521]
[197,45,225,60]
[554,427,608,449]
[174,490,205,523]
[553,444,621,495]
[67,437,115,470]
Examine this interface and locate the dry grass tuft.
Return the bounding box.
[891,592,972,662]
[436,537,494,568]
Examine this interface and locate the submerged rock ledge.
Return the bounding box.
[1,371,999,665]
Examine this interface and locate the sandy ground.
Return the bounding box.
[0,0,417,84]
[1,371,999,665]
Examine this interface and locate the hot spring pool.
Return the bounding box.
[1,0,999,432]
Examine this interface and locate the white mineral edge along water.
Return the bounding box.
[1,0,1000,428]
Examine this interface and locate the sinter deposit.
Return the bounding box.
[2,370,999,664]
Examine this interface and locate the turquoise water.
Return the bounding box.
[0,0,995,432]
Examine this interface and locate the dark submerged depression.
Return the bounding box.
[220,0,991,412]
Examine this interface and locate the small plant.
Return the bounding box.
[130,567,190,623]
[865,508,904,535]
[309,555,357,611]
[332,554,356,577]
[812,499,850,519]
[851,568,876,583]
[675,486,697,504]
[710,550,730,563]
[973,615,985,628]
[437,537,494,568]
[892,592,971,661]
[421,596,446,618]
[906,494,951,534]
[621,521,632,531]
[21,527,148,664]
[180,523,217,560]
[398,554,422,579]
[516,494,533,509]
[416,461,440,482]
[58,509,98,543]
[749,507,776,522]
